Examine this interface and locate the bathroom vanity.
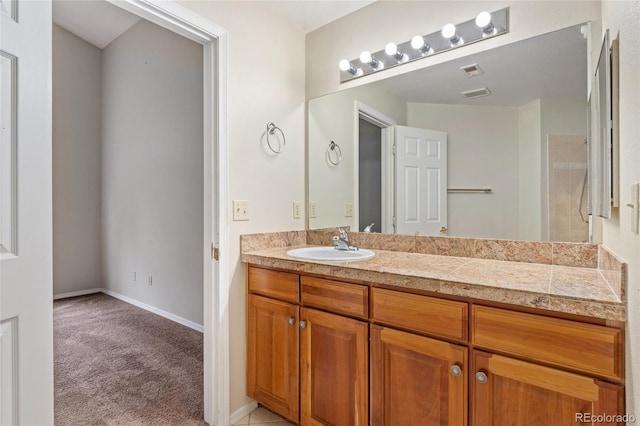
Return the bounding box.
[242,231,626,426]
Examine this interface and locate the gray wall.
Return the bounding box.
[53,20,204,326]
[52,25,103,294]
[358,118,382,231]
[101,20,204,324]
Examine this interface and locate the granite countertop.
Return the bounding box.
[241,245,626,322]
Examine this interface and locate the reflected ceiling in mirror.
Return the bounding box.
[308,24,589,243]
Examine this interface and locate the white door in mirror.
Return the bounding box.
[395,126,448,236]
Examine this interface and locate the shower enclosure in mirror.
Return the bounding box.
[308,24,593,242]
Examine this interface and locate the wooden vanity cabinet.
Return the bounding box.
[370,325,467,426]
[370,287,470,426]
[300,307,368,426]
[247,267,369,425]
[471,305,624,426]
[247,265,625,426]
[472,350,624,426]
[247,294,300,422]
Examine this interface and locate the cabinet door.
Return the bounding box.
[371,325,468,426]
[300,307,368,426]
[472,350,624,426]
[247,294,299,423]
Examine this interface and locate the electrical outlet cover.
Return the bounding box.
[344,203,353,217]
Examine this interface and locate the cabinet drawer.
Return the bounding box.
[371,288,468,341]
[472,305,623,380]
[301,276,368,319]
[248,266,299,303]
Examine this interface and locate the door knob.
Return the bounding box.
[288,317,295,325]
[450,364,462,377]
[476,371,488,384]
[440,226,448,233]
[299,320,307,329]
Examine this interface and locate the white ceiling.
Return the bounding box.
[260,0,375,33]
[53,0,141,49]
[52,1,586,108]
[52,0,375,50]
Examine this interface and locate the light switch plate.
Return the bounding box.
[233,200,249,221]
[309,202,317,218]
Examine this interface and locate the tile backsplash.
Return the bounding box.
[598,245,627,301]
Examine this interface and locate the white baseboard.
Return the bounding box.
[100,289,204,333]
[54,288,204,333]
[229,401,258,425]
[53,288,102,300]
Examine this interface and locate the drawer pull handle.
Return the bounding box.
[299,320,307,329]
[450,365,462,377]
[476,372,488,384]
[288,317,295,325]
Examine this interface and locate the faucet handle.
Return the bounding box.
[334,228,358,251]
[333,236,350,251]
[336,227,349,240]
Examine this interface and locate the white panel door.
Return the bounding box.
[395,126,447,236]
[1,1,54,425]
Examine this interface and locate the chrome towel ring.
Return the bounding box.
[266,122,285,154]
[327,140,342,166]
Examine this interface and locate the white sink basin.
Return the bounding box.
[287,246,375,261]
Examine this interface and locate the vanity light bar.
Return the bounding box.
[339,8,509,83]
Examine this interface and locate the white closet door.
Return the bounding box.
[1,1,53,425]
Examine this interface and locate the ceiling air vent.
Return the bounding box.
[460,63,484,77]
[461,87,491,99]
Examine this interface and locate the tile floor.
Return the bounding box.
[233,406,294,426]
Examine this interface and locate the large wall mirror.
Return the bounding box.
[308,23,592,242]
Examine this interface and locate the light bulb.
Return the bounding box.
[360,51,372,64]
[411,35,433,55]
[338,59,362,76]
[475,11,496,36]
[359,50,383,70]
[441,24,456,39]
[475,11,491,28]
[384,42,408,63]
[442,23,463,46]
[385,42,398,56]
[411,35,425,49]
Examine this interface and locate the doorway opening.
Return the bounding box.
[354,102,396,234]
[50,1,228,425]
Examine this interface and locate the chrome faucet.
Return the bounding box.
[333,227,358,251]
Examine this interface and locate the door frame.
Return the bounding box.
[106,1,228,425]
[354,102,396,233]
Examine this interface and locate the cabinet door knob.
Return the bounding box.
[476,371,488,384]
[299,320,307,329]
[288,317,295,325]
[450,365,462,377]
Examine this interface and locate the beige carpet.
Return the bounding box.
[54,293,206,425]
